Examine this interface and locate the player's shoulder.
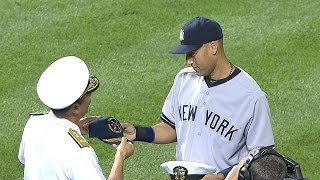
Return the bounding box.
[176,67,196,77]
[172,67,198,84]
[177,67,195,74]
[177,67,196,75]
[235,68,266,97]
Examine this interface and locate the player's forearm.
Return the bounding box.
[152,122,177,144]
[133,122,176,144]
[107,155,125,180]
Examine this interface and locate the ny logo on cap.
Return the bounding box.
[179,29,184,41]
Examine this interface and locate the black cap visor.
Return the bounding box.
[170,44,202,54]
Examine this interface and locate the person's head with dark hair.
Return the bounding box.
[250,154,287,180]
[226,147,288,180]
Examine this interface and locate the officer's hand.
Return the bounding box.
[113,137,134,160]
[201,173,225,180]
[121,123,136,141]
[78,116,101,135]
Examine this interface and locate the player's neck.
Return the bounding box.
[209,60,233,80]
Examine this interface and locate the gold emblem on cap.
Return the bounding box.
[86,75,99,93]
[173,166,188,180]
[80,75,99,98]
[108,118,122,133]
[68,128,89,148]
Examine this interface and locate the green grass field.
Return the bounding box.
[0,0,319,179]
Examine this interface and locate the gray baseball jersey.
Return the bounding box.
[160,66,274,172]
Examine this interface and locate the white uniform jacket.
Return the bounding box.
[18,111,106,180]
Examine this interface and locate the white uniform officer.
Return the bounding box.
[122,16,274,179]
[18,56,134,180]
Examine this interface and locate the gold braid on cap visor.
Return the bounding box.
[80,75,99,98]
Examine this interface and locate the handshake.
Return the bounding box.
[80,116,127,145]
[79,115,153,145]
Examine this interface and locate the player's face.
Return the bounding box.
[186,43,216,77]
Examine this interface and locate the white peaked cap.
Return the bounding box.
[160,161,216,175]
[37,56,90,110]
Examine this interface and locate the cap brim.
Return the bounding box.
[169,44,202,54]
[160,161,216,175]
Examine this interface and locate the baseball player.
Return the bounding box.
[122,17,274,179]
[18,56,134,180]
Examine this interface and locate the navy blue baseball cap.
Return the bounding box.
[170,17,223,54]
[88,116,123,145]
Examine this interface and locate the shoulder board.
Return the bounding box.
[68,128,90,148]
[29,112,48,116]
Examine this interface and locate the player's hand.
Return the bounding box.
[78,116,101,135]
[112,137,134,160]
[121,123,136,141]
[200,173,225,180]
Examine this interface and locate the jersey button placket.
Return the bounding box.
[202,91,209,106]
[193,89,206,160]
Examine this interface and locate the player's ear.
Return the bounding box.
[209,41,218,55]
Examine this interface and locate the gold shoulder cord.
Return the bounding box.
[68,128,90,148]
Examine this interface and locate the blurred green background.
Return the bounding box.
[0,0,318,179]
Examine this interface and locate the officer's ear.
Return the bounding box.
[69,103,79,115]
[70,98,83,113]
